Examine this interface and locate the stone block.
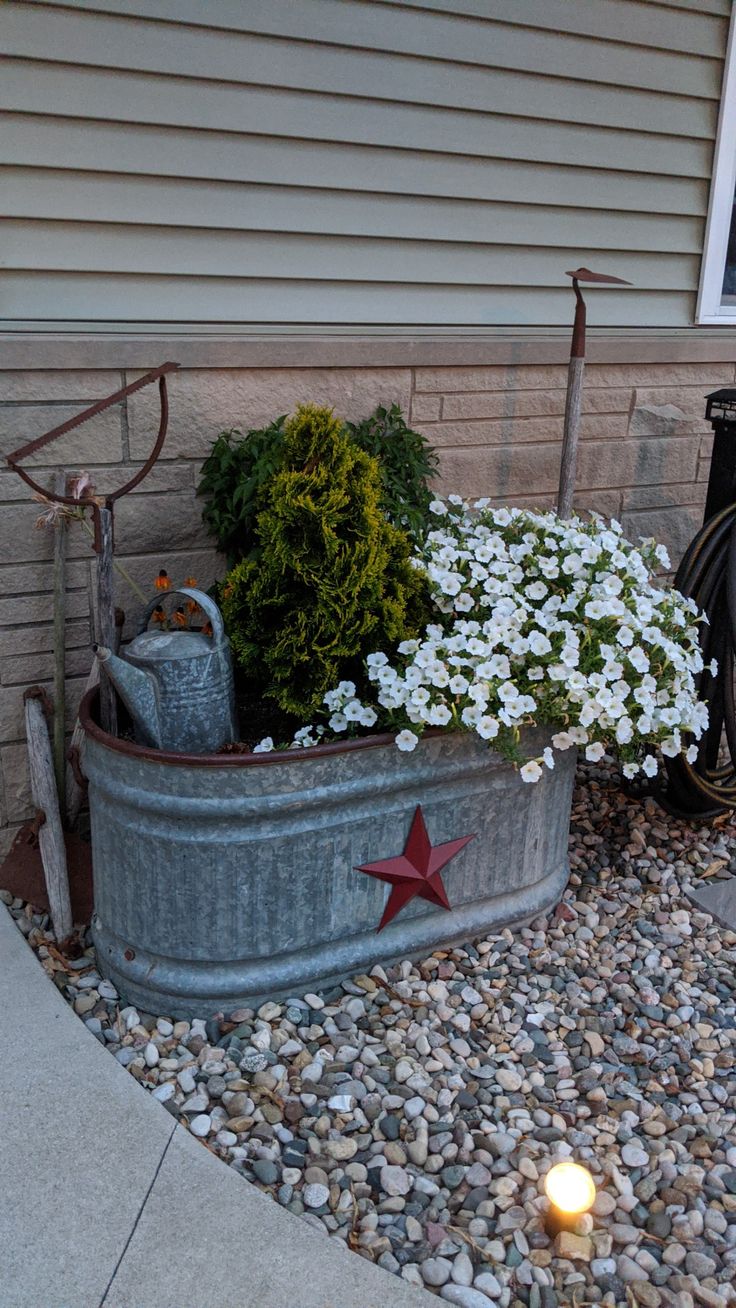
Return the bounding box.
[1,743,32,824]
[0,560,89,594]
[634,385,720,418]
[418,413,628,448]
[583,386,636,414]
[414,365,568,393]
[127,367,412,459]
[0,370,121,402]
[1,646,92,687]
[0,503,93,564]
[0,589,89,628]
[437,435,699,501]
[622,482,706,512]
[113,491,211,555]
[629,402,707,439]
[0,676,87,746]
[441,389,567,422]
[0,823,19,861]
[0,405,123,466]
[0,620,91,662]
[409,393,442,422]
[585,363,735,389]
[621,505,703,562]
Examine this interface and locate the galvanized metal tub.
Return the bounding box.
[80,691,576,1019]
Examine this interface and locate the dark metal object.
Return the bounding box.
[7,362,178,742]
[67,744,88,796]
[557,268,631,518]
[6,361,179,551]
[703,389,736,523]
[26,810,47,846]
[564,266,632,358]
[24,684,54,722]
[658,393,736,816]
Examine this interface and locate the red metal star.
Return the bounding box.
[355,806,476,932]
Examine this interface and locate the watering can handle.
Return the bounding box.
[137,587,228,646]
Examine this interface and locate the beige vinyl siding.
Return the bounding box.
[0,0,728,329]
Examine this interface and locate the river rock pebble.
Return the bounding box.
[10,762,736,1306]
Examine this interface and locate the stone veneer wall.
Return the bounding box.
[0,356,729,854]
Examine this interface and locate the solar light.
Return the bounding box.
[543,1161,596,1235]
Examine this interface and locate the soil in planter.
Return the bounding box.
[227,673,303,752]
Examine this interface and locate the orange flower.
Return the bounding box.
[152,605,166,626]
[154,569,171,591]
[184,576,198,588]
[172,606,188,628]
[202,620,213,637]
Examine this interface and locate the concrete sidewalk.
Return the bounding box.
[0,905,435,1308]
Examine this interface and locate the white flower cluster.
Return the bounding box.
[253,723,327,753]
[313,500,710,782]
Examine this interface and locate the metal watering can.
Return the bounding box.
[95,587,237,754]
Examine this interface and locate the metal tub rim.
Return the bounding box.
[79,686,442,767]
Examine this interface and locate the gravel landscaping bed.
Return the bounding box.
[6,763,736,1308]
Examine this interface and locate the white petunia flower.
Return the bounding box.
[253,737,275,753]
[585,742,606,762]
[520,760,543,783]
[395,729,419,752]
[477,716,500,740]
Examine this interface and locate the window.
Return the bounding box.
[697,10,736,324]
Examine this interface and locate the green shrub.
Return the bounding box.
[197,403,436,565]
[220,404,430,719]
[347,403,438,542]
[197,417,286,568]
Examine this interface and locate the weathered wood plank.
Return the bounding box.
[95,508,117,738]
[24,687,72,940]
[51,470,67,823]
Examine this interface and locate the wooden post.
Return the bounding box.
[65,608,123,829]
[51,470,67,822]
[24,688,73,941]
[558,357,585,520]
[96,506,117,736]
[557,281,586,520]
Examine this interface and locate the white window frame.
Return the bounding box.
[697,6,736,324]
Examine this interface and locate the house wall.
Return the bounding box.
[1,0,730,327]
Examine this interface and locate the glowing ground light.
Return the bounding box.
[544,1161,596,1216]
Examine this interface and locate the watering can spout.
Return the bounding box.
[94,645,162,748]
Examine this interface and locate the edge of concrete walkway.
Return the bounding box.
[0,905,436,1308]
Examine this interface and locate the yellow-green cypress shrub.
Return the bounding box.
[220,404,430,719]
